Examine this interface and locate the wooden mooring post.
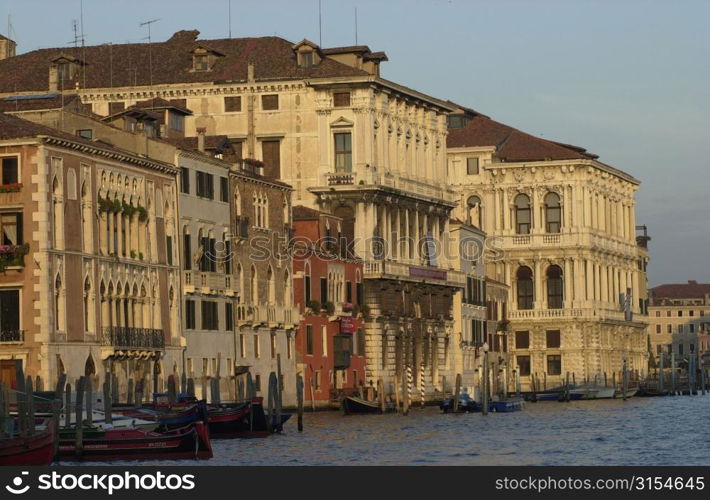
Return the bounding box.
[658,353,664,394]
[453,373,461,413]
[378,378,385,414]
[699,350,706,395]
[276,354,283,432]
[296,374,304,432]
[622,358,629,401]
[670,353,677,395]
[103,378,112,424]
[25,376,35,437]
[85,377,93,427]
[482,348,489,416]
[74,376,85,458]
[15,364,27,438]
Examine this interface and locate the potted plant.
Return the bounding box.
[130,250,137,259]
[306,300,321,314]
[324,301,335,315]
[137,206,148,222]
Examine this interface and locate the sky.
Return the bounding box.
[1,0,708,286]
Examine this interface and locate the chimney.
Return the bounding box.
[689,280,698,286]
[48,65,58,92]
[196,127,206,153]
[247,62,255,83]
[0,34,16,60]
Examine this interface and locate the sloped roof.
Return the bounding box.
[0,111,61,140]
[292,205,323,220]
[0,30,370,93]
[132,97,192,115]
[447,112,598,162]
[651,281,710,302]
[0,93,87,113]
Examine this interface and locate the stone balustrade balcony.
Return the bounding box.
[363,259,465,288]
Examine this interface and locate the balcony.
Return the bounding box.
[316,169,458,205]
[508,307,631,323]
[500,231,639,257]
[0,330,23,343]
[0,243,29,270]
[235,216,249,240]
[183,270,232,294]
[102,327,165,350]
[363,259,466,287]
[236,304,300,327]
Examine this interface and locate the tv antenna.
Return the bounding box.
[140,18,160,88]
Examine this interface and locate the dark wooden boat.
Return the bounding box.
[488,398,524,412]
[440,393,479,413]
[342,395,393,414]
[0,421,55,466]
[113,402,205,429]
[57,421,212,461]
[207,403,251,439]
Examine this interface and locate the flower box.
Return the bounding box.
[0,183,22,193]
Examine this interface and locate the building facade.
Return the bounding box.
[648,281,710,366]
[446,105,649,390]
[0,112,182,394]
[291,206,366,406]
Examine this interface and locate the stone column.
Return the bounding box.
[534,259,543,309]
[564,258,572,308]
[354,201,367,259]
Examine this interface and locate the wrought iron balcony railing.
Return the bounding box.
[0,330,23,342]
[102,327,165,349]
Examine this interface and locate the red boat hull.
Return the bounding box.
[207,403,252,439]
[57,422,212,462]
[0,426,55,466]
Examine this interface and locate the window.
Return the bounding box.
[690,310,695,317]
[0,289,20,333]
[76,129,93,140]
[314,371,321,391]
[224,96,242,112]
[220,177,229,202]
[1,157,18,185]
[356,281,363,305]
[168,112,184,132]
[678,325,683,333]
[262,140,281,179]
[334,133,352,173]
[690,323,695,333]
[166,236,173,265]
[678,344,684,356]
[545,192,561,233]
[346,280,352,303]
[185,300,196,329]
[547,355,562,375]
[306,325,314,355]
[466,157,479,175]
[656,324,661,334]
[333,92,350,107]
[514,194,531,234]
[225,302,233,331]
[667,324,672,333]
[108,101,125,115]
[183,231,191,270]
[516,266,534,310]
[201,300,219,330]
[678,310,683,317]
[271,332,277,358]
[667,310,671,317]
[180,168,190,194]
[515,331,529,349]
[517,355,531,376]
[320,277,328,304]
[0,213,23,245]
[655,311,660,317]
[254,335,260,358]
[254,374,261,392]
[194,54,209,71]
[546,330,561,348]
[466,195,482,228]
[546,265,563,309]
[196,171,214,199]
[262,94,279,110]
[305,270,312,304]
[239,334,246,357]
[357,327,365,356]
[321,325,328,357]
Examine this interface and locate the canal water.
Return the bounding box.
[113,396,710,466]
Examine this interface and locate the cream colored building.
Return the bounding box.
[648,281,710,365]
[446,105,650,390]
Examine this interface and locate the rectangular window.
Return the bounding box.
[183,233,191,270]
[333,92,351,107]
[346,281,352,303]
[667,324,672,333]
[225,302,233,331]
[219,176,229,202]
[254,335,260,358]
[0,212,23,246]
[305,275,312,304]
[1,157,18,186]
[546,330,561,348]
[678,344,684,356]
[466,157,479,175]
[321,326,328,357]
[357,327,365,356]
[656,324,661,333]
[239,334,246,357]
[690,310,695,317]
[515,330,529,349]
[690,323,695,333]
[547,355,562,375]
[306,325,314,355]
[334,133,352,173]
[76,129,93,140]
[168,112,184,132]
[194,54,209,71]
[678,310,683,317]
[271,332,277,359]
[0,290,20,333]
[254,374,261,392]
[655,311,660,317]
[314,371,321,391]
[166,236,173,265]
[261,94,279,110]
[201,300,219,330]
[678,325,683,334]
[517,355,531,376]
[224,96,242,112]
[195,171,214,199]
[262,140,281,179]
[108,101,125,115]
[356,282,363,305]
[180,167,190,194]
[320,277,328,304]
[185,300,196,329]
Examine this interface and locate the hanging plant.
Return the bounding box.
[122,201,137,217]
[111,199,122,213]
[137,206,148,222]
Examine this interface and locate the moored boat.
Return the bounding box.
[614,387,639,399]
[488,398,524,412]
[440,393,479,413]
[0,420,55,466]
[342,395,393,414]
[571,386,616,400]
[57,421,212,462]
[207,402,251,439]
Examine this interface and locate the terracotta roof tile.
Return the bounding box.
[0,31,370,93]
[651,281,710,303]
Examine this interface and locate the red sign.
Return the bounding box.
[340,316,355,334]
[409,266,447,280]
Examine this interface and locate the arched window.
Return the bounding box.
[284,269,292,307]
[514,194,531,235]
[304,262,312,304]
[267,266,275,304]
[83,277,92,333]
[467,195,482,229]
[547,265,563,309]
[516,266,534,310]
[250,265,258,304]
[545,192,561,233]
[54,274,64,331]
[236,263,244,304]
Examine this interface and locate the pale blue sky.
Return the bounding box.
[2,0,709,286]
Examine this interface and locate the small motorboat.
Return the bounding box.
[614,387,639,399]
[440,392,479,413]
[342,395,394,415]
[0,419,55,466]
[488,398,524,412]
[57,421,212,461]
[571,385,616,400]
[113,401,206,429]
